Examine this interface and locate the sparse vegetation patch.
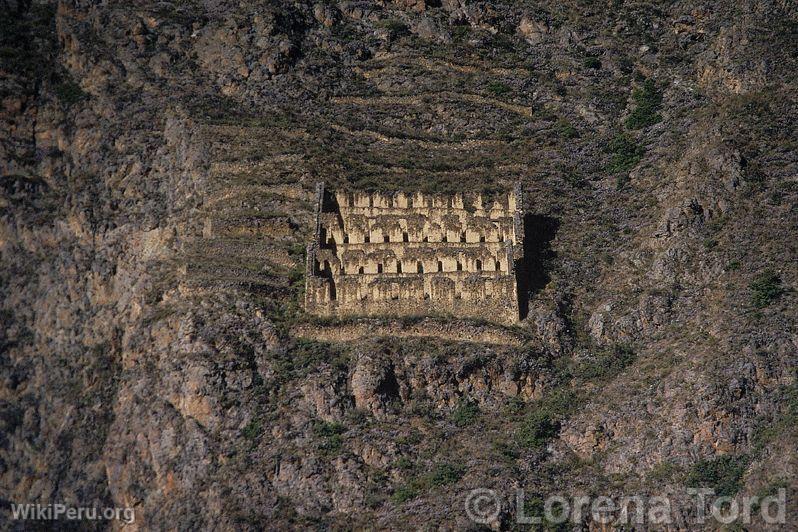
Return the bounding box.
[749,270,784,308]
[686,455,748,497]
[625,79,662,129]
[606,132,645,177]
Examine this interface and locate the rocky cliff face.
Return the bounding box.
[1,0,796,529]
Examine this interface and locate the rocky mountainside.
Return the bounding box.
[1,0,796,529]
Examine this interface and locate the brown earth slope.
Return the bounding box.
[1,0,796,529]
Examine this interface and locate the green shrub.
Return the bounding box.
[313,420,345,437]
[517,410,560,450]
[619,57,634,74]
[241,419,262,440]
[565,172,587,188]
[625,79,662,129]
[488,32,516,53]
[762,478,791,496]
[686,455,748,497]
[605,133,644,174]
[572,344,636,381]
[54,79,86,107]
[313,421,346,455]
[452,25,470,41]
[752,384,798,454]
[451,399,480,427]
[750,270,784,308]
[391,484,419,503]
[541,388,579,417]
[391,462,466,503]
[786,384,798,418]
[486,81,511,96]
[555,119,579,139]
[428,463,465,487]
[513,387,580,452]
[648,461,681,483]
[394,457,414,470]
[492,439,520,461]
[396,430,423,446]
[276,339,350,378]
[378,19,409,39]
[287,264,304,284]
[583,56,601,69]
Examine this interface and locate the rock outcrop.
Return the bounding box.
[0,0,795,529]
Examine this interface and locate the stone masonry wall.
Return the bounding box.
[305,183,524,324]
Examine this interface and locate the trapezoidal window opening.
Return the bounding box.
[358,266,364,274]
[456,261,463,271]
[365,234,370,243]
[460,232,466,242]
[443,234,448,242]
[377,263,383,274]
[417,261,423,273]
[397,262,402,273]
[423,236,428,242]
[403,231,409,242]
[476,260,482,271]
[384,234,390,243]
[343,234,349,243]
[437,260,443,272]
[479,235,486,243]
[495,260,501,271]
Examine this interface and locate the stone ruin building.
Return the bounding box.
[304,183,524,325]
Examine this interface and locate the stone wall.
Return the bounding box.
[305,184,524,324]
